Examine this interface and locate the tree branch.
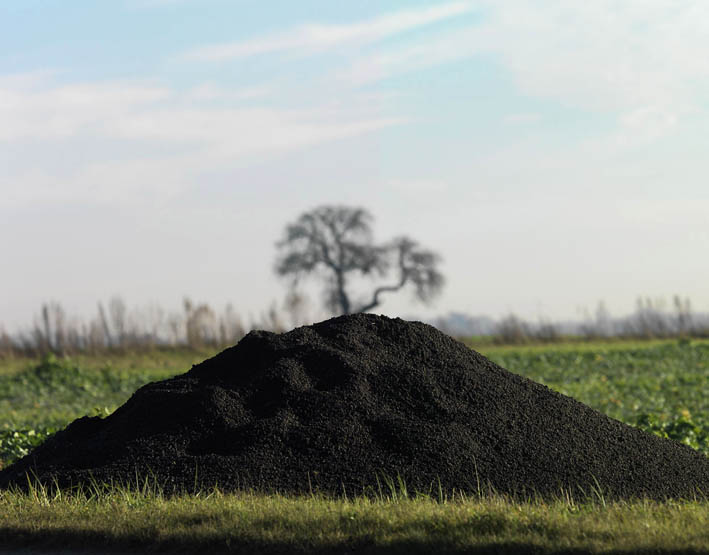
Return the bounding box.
[356,277,408,313]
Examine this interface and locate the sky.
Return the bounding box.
[2,0,709,331]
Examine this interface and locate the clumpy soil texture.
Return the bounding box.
[2,314,708,500]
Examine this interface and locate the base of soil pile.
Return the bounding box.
[1,314,708,500]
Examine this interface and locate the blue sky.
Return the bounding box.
[2,1,709,329]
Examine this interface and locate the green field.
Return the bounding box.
[1,339,708,552]
[480,338,709,456]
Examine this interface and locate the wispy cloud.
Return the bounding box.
[479,1,709,114]
[340,1,709,101]
[0,78,169,141]
[334,0,709,146]
[336,25,488,85]
[185,83,271,102]
[614,106,678,147]
[182,2,474,62]
[1,73,406,207]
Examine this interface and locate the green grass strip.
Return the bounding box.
[1,485,708,554]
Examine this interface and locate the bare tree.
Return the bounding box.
[35,302,68,354]
[0,326,14,358]
[41,303,52,352]
[97,302,113,347]
[219,303,246,345]
[275,205,444,315]
[494,314,530,344]
[184,297,218,347]
[109,296,127,347]
[673,294,692,336]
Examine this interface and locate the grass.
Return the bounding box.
[0,349,211,430]
[0,350,215,464]
[1,483,708,554]
[1,339,708,552]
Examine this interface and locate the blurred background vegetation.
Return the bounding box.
[1,293,706,358]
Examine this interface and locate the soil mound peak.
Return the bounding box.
[2,313,708,499]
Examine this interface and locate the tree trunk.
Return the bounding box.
[335,269,351,314]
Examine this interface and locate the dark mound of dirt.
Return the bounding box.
[2,314,708,499]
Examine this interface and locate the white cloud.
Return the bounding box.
[477,0,709,114]
[0,69,60,89]
[105,106,397,147]
[334,0,709,146]
[339,1,709,108]
[182,2,474,61]
[185,83,271,102]
[336,25,488,85]
[5,158,190,207]
[0,73,406,207]
[0,78,169,141]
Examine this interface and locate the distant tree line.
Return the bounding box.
[434,295,709,344]
[0,293,320,358]
[1,294,708,358]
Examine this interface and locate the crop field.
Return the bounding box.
[481,339,709,456]
[0,338,708,552]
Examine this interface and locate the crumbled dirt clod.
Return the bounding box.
[2,314,708,499]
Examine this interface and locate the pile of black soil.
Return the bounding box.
[1,314,708,500]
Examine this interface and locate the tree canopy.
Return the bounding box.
[275,205,444,315]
